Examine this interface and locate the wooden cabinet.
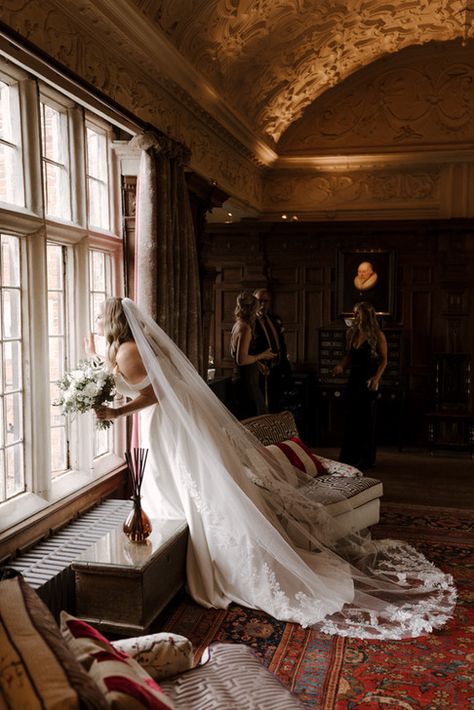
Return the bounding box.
[426,354,473,455]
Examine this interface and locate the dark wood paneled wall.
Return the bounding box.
[205,219,474,444]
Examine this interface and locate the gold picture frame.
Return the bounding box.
[337,248,396,317]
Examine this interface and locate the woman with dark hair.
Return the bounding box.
[230,291,276,418]
[333,301,388,470]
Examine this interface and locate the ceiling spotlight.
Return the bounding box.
[291,215,299,221]
[228,212,232,216]
[281,214,288,220]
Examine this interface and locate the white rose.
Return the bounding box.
[84,382,99,398]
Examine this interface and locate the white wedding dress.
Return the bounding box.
[119,299,456,639]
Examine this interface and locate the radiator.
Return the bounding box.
[9,498,132,618]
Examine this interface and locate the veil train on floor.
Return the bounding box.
[122,298,456,639]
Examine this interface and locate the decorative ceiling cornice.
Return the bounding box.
[87,0,278,165]
[275,148,474,171]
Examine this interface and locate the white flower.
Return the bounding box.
[84,382,99,398]
[53,358,116,430]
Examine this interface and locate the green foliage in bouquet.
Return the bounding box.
[53,358,116,430]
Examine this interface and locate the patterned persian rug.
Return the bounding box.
[159,503,474,709]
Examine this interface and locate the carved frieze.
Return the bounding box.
[264,169,440,210]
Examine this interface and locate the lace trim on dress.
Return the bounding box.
[121,298,457,641]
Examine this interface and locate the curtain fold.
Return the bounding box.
[130,130,203,375]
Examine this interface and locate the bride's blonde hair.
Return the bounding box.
[103,297,134,366]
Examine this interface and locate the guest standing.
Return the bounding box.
[230,291,276,418]
[333,301,387,470]
[253,288,292,412]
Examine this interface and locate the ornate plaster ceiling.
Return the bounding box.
[128,0,471,143]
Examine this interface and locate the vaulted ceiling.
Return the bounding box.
[128,0,472,144]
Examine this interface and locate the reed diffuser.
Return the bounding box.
[123,448,152,543]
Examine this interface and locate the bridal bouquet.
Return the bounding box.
[53,358,116,430]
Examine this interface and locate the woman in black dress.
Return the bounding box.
[230,291,276,418]
[333,301,388,470]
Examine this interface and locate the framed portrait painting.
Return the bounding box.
[337,248,396,317]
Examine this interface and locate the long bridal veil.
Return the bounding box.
[122,298,456,639]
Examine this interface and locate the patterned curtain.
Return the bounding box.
[130,130,203,375]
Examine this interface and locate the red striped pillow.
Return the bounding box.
[268,437,327,478]
[60,612,174,709]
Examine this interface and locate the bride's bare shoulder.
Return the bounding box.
[116,341,147,380]
[117,340,139,359]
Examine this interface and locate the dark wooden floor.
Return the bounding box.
[316,446,474,509]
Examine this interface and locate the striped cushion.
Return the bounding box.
[161,643,304,709]
[267,437,327,478]
[0,577,107,709]
[60,611,174,709]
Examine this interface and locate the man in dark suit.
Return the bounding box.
[253,288,292,412]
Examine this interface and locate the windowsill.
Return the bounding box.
[0,463,127,561]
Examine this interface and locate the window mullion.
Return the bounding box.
[19,78,43,216]
[73,237,93,473]
[27,228,51,496]
[69,106,87,227]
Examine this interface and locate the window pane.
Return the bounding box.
[0,81,23,207]
[93,426,108,458]
[3,341,22,392]
[91,250,105,290]
[0,233,24,501]
[5,393,22,444]
[41,104,63,162]
[47,242,70,479]
[46,243,63,290]
[86,127,107,180]
[0,143,23,206]
[48,337,64,381]
[86,124,109,230]
[0,394,3,448]
[41,101,71,221]
[2,289,21,339]
[6,443,24,498]
[0,450,4,501]
[88,249,113,458]
[50,382,64,426]
[44,162,71,220]
[50,427,67,473]
[47,292,64,336]
[0,82,13,142]
[1,234,20,286]
[88,177,109,229]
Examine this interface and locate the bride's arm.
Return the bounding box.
[96,341,158,422]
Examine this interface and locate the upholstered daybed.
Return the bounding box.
[242,411,383,540]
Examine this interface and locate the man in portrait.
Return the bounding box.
[354,261,378,293]
[341,252,392,315]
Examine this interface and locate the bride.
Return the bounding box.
[94,297,456,639]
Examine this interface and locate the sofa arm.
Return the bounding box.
[242,411,299,445]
